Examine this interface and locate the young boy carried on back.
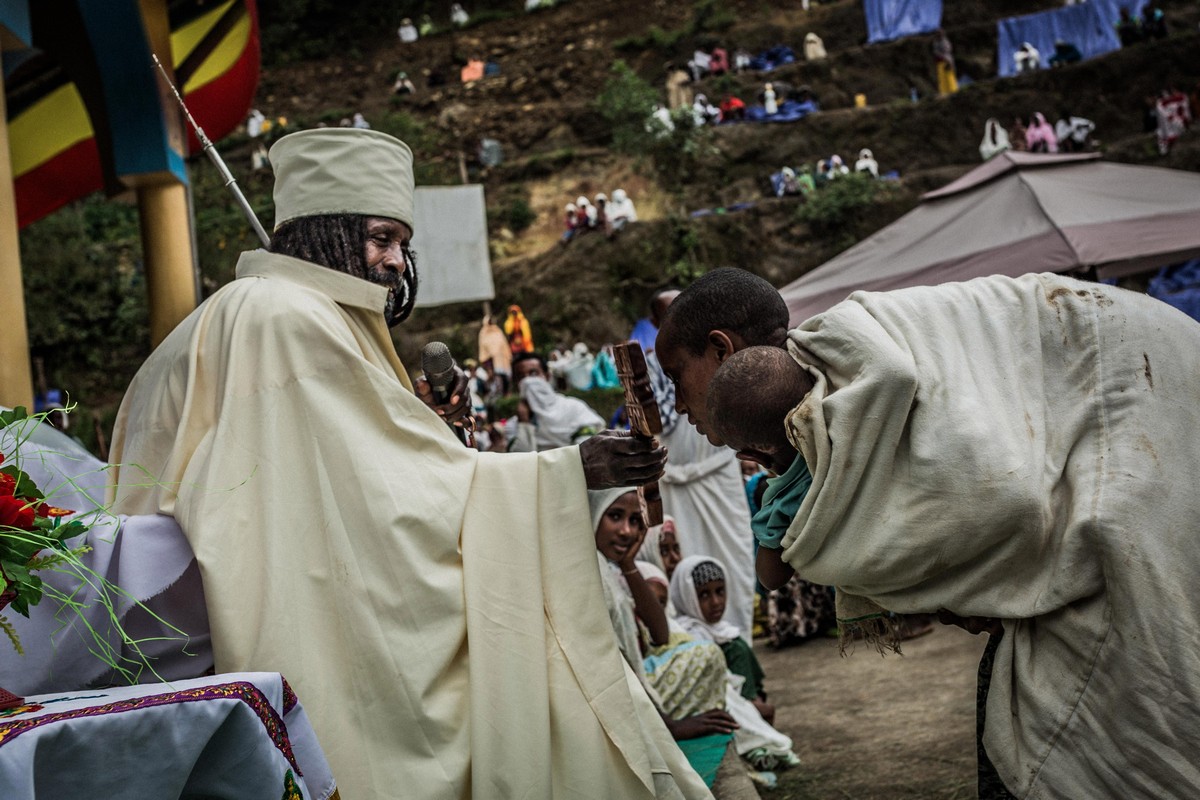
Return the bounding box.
[704,345,814,592]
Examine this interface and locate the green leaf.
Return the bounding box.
[0,465,45,500]
[0,407,30,429]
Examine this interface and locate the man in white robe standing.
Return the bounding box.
[107,128,709,799]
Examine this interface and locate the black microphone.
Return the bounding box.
[421,341,458,404]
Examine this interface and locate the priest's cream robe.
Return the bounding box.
[780,273,1200,798]
[108,251,709,799]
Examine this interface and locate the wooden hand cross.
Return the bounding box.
[612,341,664,527]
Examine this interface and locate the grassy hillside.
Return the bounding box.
[248,0,1200,366]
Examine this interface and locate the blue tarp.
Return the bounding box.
[864,0,943,44]
[1148,259,1200,324]
[740,99,819,123]
[628,317,658,355]
[746,45,795,72]
[996,2,1121,77]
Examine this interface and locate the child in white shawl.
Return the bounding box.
[637,514,683,578]
[667,554,800,770]
[671,556,773,723]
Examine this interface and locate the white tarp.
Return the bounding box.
[412,184,495,307]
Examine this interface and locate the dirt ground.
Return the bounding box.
[755,625,989,800]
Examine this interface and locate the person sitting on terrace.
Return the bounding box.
[1047,39,1083,67]
[1014,41,1040,74]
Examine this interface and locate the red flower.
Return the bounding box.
[0,473,13,498]
[0,495,35,530]
[35,503,73,518]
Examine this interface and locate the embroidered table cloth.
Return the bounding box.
[0,672,336,799]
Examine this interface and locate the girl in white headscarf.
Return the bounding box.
[665,554,801,770]
[637,514,683,578]
[671,556,772,717]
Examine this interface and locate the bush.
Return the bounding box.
[19,196,150,404]
[611,0,734,53]
[594,61,660,154]
[796,172,882,233]
[503,199,537,234]
[693,0,737,33]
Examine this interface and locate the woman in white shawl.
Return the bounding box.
[508,353,605,451]
[589,490,736,738]
[637,514,683,578]
[853,148,879,178]
[978,117,1011,161]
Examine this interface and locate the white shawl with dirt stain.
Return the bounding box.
[780,273,1200,799]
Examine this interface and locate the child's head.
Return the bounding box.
[707,345,813,473]
[691,560,727,624]
[589,489,646,564]
[670,556,729,626]
[636,561,671,609]
[639,515,684,577]
[656,517,683,577]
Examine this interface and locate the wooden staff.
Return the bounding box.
[612,341,663,527]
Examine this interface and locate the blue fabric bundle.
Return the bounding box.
[746,45,795,72]
[1148,259,1200,324]
[742,99,818,123]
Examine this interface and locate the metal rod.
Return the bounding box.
[151,53,271,247]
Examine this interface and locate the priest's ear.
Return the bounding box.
[707,330,738,364]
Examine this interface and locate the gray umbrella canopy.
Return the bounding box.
[781,152,1200,324]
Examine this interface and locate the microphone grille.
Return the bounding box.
[421,341,454,375]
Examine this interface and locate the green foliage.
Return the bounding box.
[516,148,579,180]
[594,61,660,154]
[258,0,519,66]
[594,63,723,192]
[712,71,738,97]
[19,196,150,404]
[692,0,737,33]
[614,25,685,53]
[612,0,734,53]
[796,173,884,233]
[665,216,706,283]
[454,8,514,29]
[501,198,538,234]
[316,108,356,125]
[190,144,275,291]
[646,109,721,194]
[376,111,455,185]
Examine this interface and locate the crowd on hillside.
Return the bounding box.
[978,110,1098,159]
[254,0,1199,253]
[559,189,638,244]
[768,148,888,199]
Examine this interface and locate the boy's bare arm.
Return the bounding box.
[756,546,795,590]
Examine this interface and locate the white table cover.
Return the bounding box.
[0,672,336,799]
